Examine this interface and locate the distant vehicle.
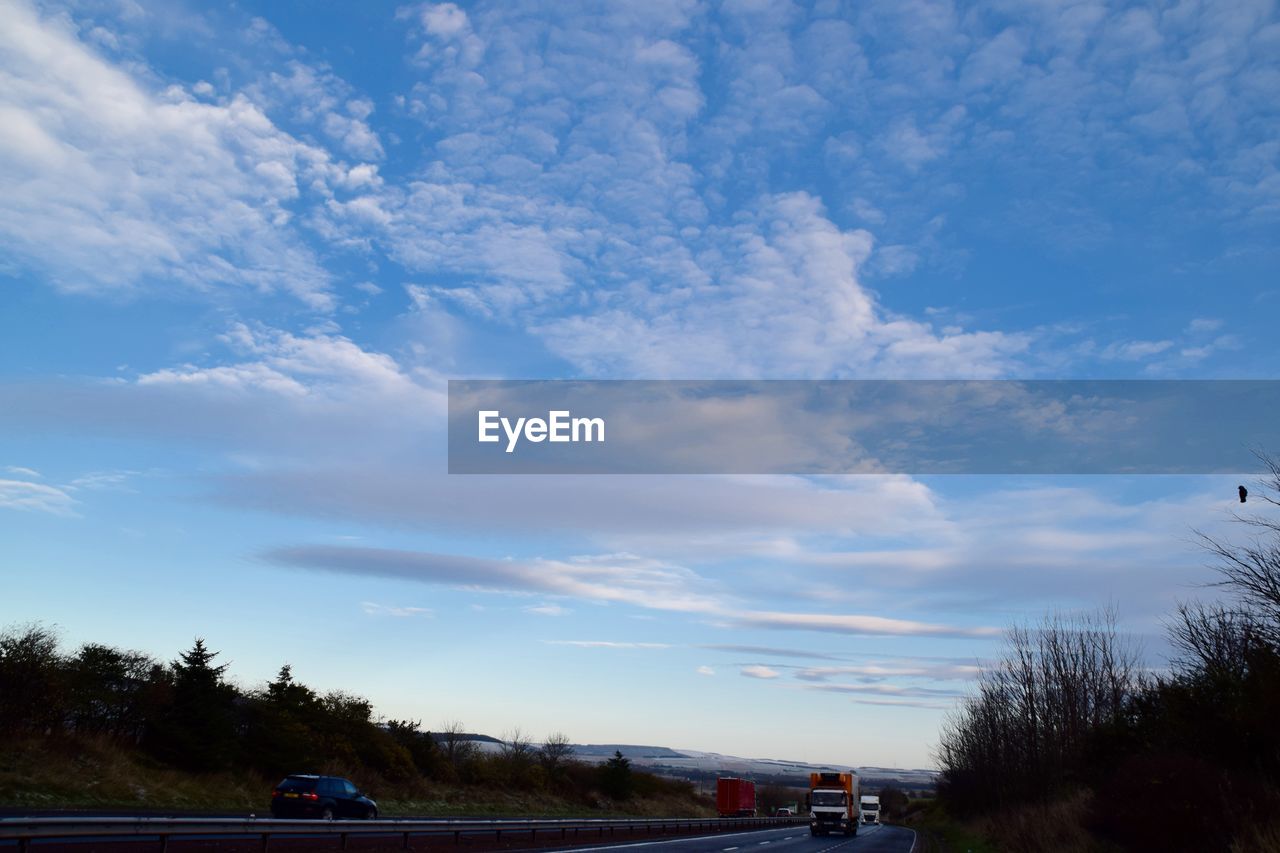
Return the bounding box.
[808,771,860,836]
[270,774,378,820]
[716,777,756,817]
[776,807,793,816]
[860,794,881,824]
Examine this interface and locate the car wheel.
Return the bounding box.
[366,807,377,820]
[321,807,335,821]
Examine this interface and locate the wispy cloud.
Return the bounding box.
[361,601,433,618]
[796,663,983,681]
[544,641,671,649]
[524,603,571,617]
[804,682,967,699]
[264,544,999,638]
[698,644,845,660]
[740,665,781,680]
[735,611,998,639]
[0,478,78,517]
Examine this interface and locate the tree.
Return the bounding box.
[877,787,909,820]
[438,719,480,781]
[500,727,535,764]
[147,638,237,771]
[66,642,156,741]
[936,608,1141,814]
[387,719,441,778]
[539,731,574,776]
[599,750,634,800]
[0,623,65,736]
[242,663,323,775]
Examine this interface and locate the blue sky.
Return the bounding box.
[1,0,1277,769]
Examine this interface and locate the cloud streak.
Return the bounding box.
[263,543,999,639]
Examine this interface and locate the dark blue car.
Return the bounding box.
[270,774,378,820]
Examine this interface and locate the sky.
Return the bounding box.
[1,0,1278,770]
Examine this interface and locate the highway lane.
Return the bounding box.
[540,823,915,853]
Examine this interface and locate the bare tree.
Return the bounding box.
[1175,450,1280,669]
[438,719,479,774]
[937,608,1142,813]
[539,731,574,774]
[500,727,535,765]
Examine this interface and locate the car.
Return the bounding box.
[776,808,793,816]
[270,774,378,820]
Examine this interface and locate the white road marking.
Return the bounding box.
[563,826,795,853]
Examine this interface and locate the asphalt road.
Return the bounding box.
[539,823,915,853]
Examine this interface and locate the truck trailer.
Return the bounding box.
[859,794,881,824]
[808,772,860,836]
[716,777,756,817]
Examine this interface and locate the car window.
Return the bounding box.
[343,780,358,796]
[277,777,317,793]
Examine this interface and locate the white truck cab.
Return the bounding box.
[859,794,881,824]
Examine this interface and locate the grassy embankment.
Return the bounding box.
[898,794,1127,853]
[0,736,713,818]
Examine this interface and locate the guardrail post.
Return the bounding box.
[261,832,270,852]
[401,830,410,850]
[341,831,349,851]
[160,833,168,853]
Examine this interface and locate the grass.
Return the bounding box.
[897,793,1122,853]
[0,736,713,819]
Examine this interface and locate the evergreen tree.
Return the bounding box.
[600,750,634,800]
[147,638,237,771]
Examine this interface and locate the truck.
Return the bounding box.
[859,794,881,824]
[716,777,756,817]
[808,771,860,836]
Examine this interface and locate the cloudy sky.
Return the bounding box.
[1,0,1277,769]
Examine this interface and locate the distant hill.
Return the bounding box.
[442,734,937,793]
[570,744,692,759]
[427,732,504,744]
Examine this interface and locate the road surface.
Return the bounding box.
[540,823,915,853]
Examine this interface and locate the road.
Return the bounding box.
[540,823,915,853]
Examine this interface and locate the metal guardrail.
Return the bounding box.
[0,814,807,851]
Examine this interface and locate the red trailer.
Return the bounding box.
[716,777,756,817]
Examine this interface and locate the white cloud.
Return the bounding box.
[524,603,570,616]
[544,640,671,649]
[0,0,369,310]
[796,663,982,681]
[740,664,780,679]
[67,471,137,491]
[0,478,78,516]
[361,601,433,617]
[1101,340,1175,360]
[1186,317,1223,334]
[696,665,716,676]
[136,323,440,409]
[736,611,998,639]
[263,543,1002,638]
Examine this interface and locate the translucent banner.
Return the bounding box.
[447,380,1278,474]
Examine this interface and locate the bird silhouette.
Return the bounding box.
[1239,485,1248,503]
